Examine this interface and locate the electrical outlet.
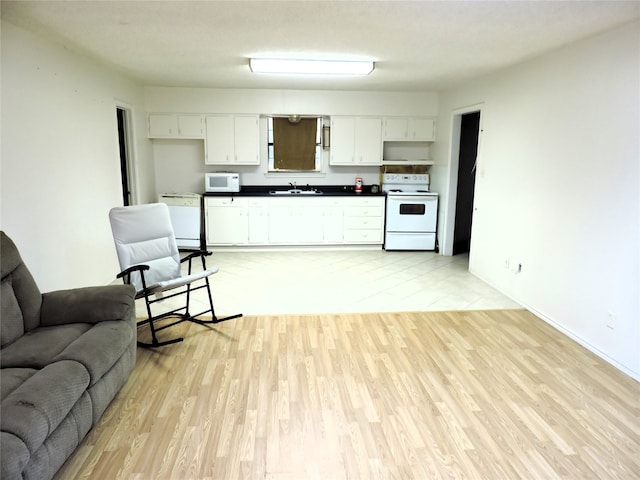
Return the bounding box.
[504,258,510,270]
[509,261,522,274]
[606,311,616,330]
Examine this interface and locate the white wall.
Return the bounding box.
[145,87,438,194]
[434,22,640,379]
[1,21,154,291]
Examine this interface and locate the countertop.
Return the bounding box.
[204,185,386,197]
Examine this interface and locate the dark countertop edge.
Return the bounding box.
[204,185,386,197]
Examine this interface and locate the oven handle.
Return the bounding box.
[388,195,437,202]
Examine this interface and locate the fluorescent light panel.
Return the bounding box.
[250,58,374,76]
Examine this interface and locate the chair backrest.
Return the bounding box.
[109,203,181,292]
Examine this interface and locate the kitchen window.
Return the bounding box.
[268,117,322,172]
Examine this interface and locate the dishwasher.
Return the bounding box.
[158,193,203,250]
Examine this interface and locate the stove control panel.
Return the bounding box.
[382,173,430,184]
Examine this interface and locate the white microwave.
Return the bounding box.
[205,172,240,193]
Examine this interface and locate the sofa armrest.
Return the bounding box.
[40,284,136,327]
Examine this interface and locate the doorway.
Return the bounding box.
[442,104,483,257]
[116,107,132,206]
[452,111,481,255]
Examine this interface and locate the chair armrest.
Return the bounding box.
[116,264,149,279]
[40,284,137,327]
[180,250,212,264]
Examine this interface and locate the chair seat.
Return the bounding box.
[141,268,219,296]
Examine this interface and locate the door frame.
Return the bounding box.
[115,101,139,206]
[442,103,484,256]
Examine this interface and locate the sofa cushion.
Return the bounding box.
[40,284,136,327]
[0,368,37,401]
[53,320,135,386]
[1,360,90,455]
[1,431,30,480]
[0,324,92,369]
[22,391,93,480]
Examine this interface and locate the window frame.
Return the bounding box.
[267,116,324,173]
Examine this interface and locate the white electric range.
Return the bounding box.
[382,173,438,251]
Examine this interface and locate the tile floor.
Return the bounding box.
[136,249,521,318]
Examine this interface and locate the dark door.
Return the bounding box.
[116,108,131,206]
[452,111,480,255]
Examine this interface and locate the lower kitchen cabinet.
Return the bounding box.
[344,197,385,244]
[248,198,269,244]
[204,196,385,247]
[322,199,345,243]
[269,200,325,244]
[205,197,248,245]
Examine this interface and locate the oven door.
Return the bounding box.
[385,194,438,232]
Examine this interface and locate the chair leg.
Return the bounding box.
[186,276,242,325]
[137,275,242,347]
[138,292,185,348]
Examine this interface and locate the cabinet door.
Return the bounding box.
[248,199,269,244]
[268,204,294,244]
[323,206,344,243]
[410,118,435,141]
[205,116,235,165]
[329,117,356,165]
[233,115,260,165]
[177,115,204,138]
[297,205,324,243]
[267,200,324,244]
[383,118,409,140]
[355,117,382,165]
[205,198,248,245]
[148,114,178,137]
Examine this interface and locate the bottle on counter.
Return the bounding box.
[355,177,363,194]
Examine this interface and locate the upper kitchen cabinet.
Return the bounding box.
[383,117,435,141]
[205,115,260,165]
[330,116,382,166]
[148,114,204,139]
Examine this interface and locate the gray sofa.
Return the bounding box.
[1,232,137,480]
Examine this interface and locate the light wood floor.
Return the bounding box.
[55,310,640,479]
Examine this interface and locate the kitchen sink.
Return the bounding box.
[269,189,323,195]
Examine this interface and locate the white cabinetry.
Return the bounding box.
[343,197,385,244]
[383,117,435,141]
[148,114,204,138]
[205,197,248,245]
[330,117,382,166]
[205,196,384,247]
[248,198,269,244]
[205,115,260,165]
[268,199,324,244]
[322,198,344,243]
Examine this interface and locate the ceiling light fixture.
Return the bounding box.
[249,58,374,76]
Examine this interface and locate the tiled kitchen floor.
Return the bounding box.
[135,249,521,318]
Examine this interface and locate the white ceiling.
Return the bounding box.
[2,0,639,92]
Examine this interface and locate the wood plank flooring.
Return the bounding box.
[54,310,640,479]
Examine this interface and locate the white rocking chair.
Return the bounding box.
[109,203,241,347]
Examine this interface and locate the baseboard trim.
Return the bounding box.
[469,269,640,383]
